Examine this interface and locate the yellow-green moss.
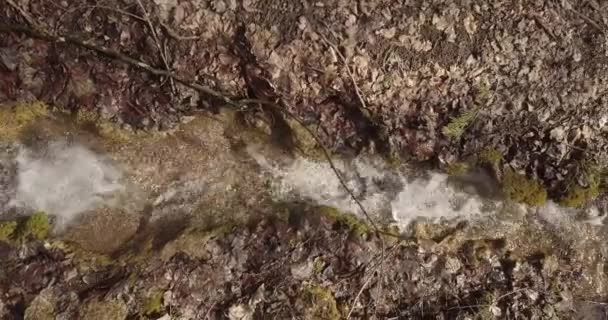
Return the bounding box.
[502,170,547,206]
[318,206,371,237]
[0,221,17,240]
[142,290,164,316]
[0,102,49,141]
[302,285,341,320]
[446,162,470,176]
[80,299,128,320]
[75,109,132,144]
[22,211,51,240]
[49,240,113,270]
[559,173,601,208]
[287,118,325,159]
[313,257,325,274]
[478,148,502,166]
[160,223,238,261]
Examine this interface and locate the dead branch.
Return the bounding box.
[160,21,201,41]
[346,270,376,319]
[135,0,176,93]
[6,0,39,29]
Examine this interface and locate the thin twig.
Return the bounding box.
[135,0,176,93]
[160,21,201,41]
[0,24,233,104]
[563,0,606,34]
[312,22,371,115]
[6,0,39,28]
[346,271,376,319]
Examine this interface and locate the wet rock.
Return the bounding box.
[24,289,56,320]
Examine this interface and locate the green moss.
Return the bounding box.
[318,206,371,237]
[0,221,17,240]
[80,299,128,320]
[302,285,341,320]
[559,172,601,208]
[478,148,502,165]
[50,240,113,270]
[313,257,326,274]
[446,162,470,176]
[142,290,164,316]
[160,223,238,260]
[22,211,51,240]
[0,102,49,141]
[288,118,325,159]
[502,170,547,206]
[75,109,132,144]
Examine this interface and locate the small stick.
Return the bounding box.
[135,0,176,93]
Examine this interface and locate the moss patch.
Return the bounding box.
[446,162,470,176]
[502,170,547,206]
[477,148,503,166]
[313,256,326,274]
[301,285,341,320]
[0,102,49,141]
[0,221,17,241]
[21,211,51,240]
[80,299,128,320]
[160,223,236,261]
[75,109,133,144]
[317,206,371,237]
[142,290,164,316]
[559,171,601,208]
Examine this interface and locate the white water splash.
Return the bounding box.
[250,149,607,229]
[250,150,487,227]
[10,142,125,228]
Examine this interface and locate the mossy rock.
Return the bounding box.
[75,109,133,144]
[559,174,601,208]
[287,118,325,158]
[21,211,51,240]
[446,162,470,176]
[477,148,503,166]
[0,102,49,141]
[301,285,341,320]
[502,170,547,206]
[80,299,128,320]
[317,206,371,237]
[160,223,236,260]
[313,256,326,274]
[24,289,56,320]
[0,221,17,241]
[142,290,164,316]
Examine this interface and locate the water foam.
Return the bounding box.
[250,150,487,227]
[11,142,125,228]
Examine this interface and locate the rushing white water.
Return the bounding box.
[6,140,606,232]
[10,142,125,228]
[250,149,607,229]
[250,150,488,228]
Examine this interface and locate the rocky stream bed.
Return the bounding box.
[1,0,608,319]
